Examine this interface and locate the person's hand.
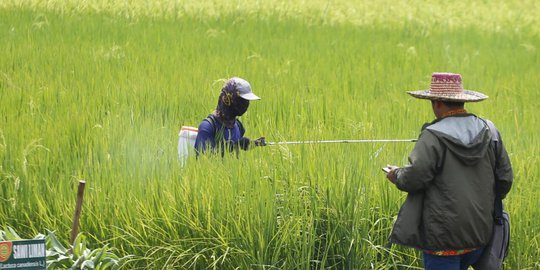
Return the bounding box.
[238,137,250,150]
[254,137,266,146]
[385,165,399,184]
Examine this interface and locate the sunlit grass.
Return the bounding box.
[1,2,539,269]
[1,0,540,35]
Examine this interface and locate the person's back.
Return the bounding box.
[392,114,499,250]
[195,114,245,156]
[385,72,513,269]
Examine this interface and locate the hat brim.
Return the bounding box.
[239,92,261,100]
[407,89,488,102]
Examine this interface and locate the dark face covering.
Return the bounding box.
[214,82,250,127]
[232,98,249,116]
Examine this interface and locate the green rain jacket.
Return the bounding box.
[390,114,513,251]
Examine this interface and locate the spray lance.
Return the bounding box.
[253,138,417,146]
[259,138,416,172]
[266,139,416,145]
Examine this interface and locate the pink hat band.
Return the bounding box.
[407,72,488,102]
[430,73,464,96]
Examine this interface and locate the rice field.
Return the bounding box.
[1,1,539,269]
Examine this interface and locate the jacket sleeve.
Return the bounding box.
[484,119,513,199]
[395,130,443,193]
[194,120,215,156]
[494,131,513,199]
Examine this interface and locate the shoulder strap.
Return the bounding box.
[237,119,245,135]
[204,114,225,144]
[204,114,217,131]
[206,115,245,137]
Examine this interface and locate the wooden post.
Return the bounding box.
[70,180,86,245]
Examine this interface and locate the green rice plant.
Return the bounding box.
[1,0,539,36]
[1,1,539,269]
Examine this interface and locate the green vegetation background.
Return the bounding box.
[1,1,539,269]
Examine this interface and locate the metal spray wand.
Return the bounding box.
[266,139,417,145]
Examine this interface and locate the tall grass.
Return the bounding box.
[2,0,540,35]
[1,2,539,269]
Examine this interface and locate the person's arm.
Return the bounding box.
[494,132,513,199]
[238,136,266,150]
[393,131,442,192]
[236,120,265,151]
[194,120,215,156]
[484,119,513,199]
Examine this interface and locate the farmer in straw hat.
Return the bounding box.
[384,72,513,269]
[195,77,266,157]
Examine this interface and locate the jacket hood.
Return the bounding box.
[425,115,491,164]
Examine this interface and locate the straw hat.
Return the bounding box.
[407,72,488,102]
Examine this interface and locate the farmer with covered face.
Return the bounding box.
[195,77,265,157]
[384,72,513,270]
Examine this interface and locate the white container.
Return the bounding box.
[178,126,198,167]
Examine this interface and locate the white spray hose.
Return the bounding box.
[267,139,417,145]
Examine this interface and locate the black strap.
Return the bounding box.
[205,114,244,139]
[204,115,225,156]
[204,114,217,131]
[204,115,224,138]
[237,119,245,136]
[204,115,244,157]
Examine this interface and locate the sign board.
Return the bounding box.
[0,239,46,270]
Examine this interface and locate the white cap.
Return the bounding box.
[229,77,261,100]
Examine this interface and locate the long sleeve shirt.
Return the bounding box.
[194,117,245,156]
